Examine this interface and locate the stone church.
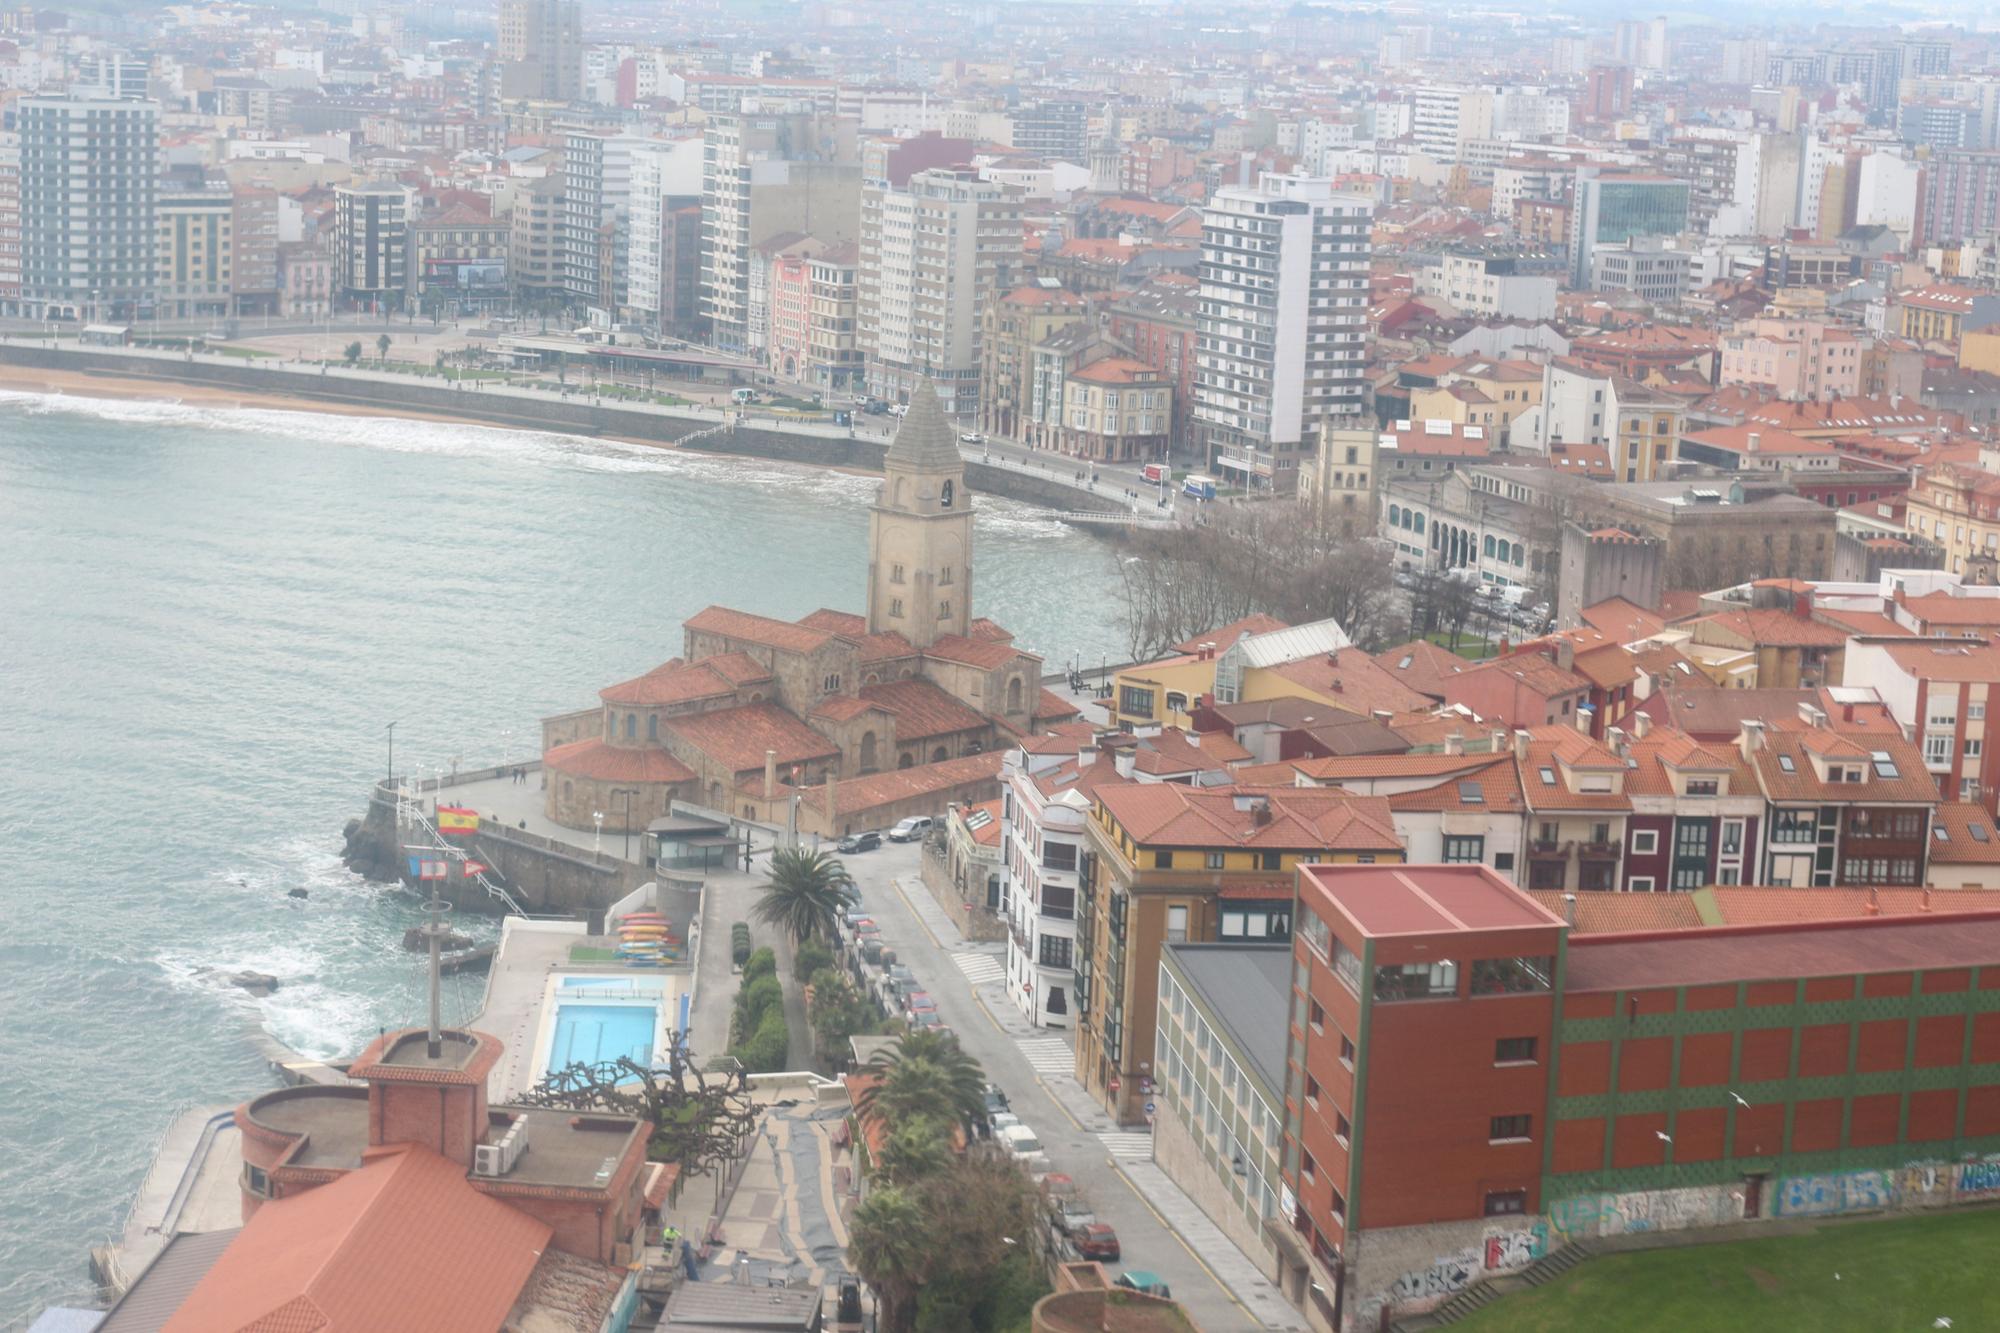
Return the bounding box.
[539,381,1077,835]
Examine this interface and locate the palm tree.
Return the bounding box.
[752,847,853,945]
[875,1113,952,1186]
[862,1031,987,1137]
[848,1186,927,1333]
[376,332,392,363]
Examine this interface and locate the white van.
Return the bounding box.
[731,387,757,404]
[998,1124,1051,1174]
[888,816,933,843]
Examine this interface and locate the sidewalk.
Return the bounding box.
[895,875,1297,1330]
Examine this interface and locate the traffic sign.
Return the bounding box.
[1143,1100,1156,1116]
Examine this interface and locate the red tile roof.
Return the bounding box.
[1521,725,1633,811]
[1748,728,1937,804]
[1578,598,1666,643]
[796,751,1006,815]
[1866,638,2000,681]
[1690,608,1850,649]
[1096,783,1403,851]
[797,608,868,636]
[599,652,770,706]
[1263,646,1436,717]
[1900,592,2000,630]
[1173,614,1289,655]
[542,738,697,785]
[924,634,1022,670]
[1387,757,1526,812]
[859,679,992,738]
[1034,689,1081,723]
[1305,864,1566,937]
[161,1146,554,1333]
[664,703,840,774]
[1373,639,1470,699]
[685,605,835,655]
[1928,803,2000,865]
[1527,889,1706,933]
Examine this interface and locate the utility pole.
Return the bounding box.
[419,889,453,1059]
[386,720,398,785]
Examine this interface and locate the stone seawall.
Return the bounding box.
[0,344,1123,514]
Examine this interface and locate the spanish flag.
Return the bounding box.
[437,806,479,836]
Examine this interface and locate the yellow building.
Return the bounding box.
[1611,380,1684,484]
[1905,465,2000,578]
[1899,285,1991,348]
[1961,330,2000,377]
[979,283,1089,441]
[1073,783,1405,1123]
[1301,424,1379,539]
[157,179,234,321]
[1109,615,1286,729]
[1406,358,1543,448]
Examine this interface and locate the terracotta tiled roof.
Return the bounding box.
[1520,725,1633,811]
[1690,608,1850,649]
[664,703,840,774]
[1262,646,1436,717]
[809,695,887,723]
[1707,886,1972,922]
[1034,689,1081,723]
[1128,728,1249,775]
[1930,803,2000,865]
[797,608,868,635]
[1172,614,1289,655]
[1900,592,2000,630]
[1096,783,1403,851]
[685,605,835,655]
[1867,638,2000,680]
[1578,598,1666,643]
[796,751,1006,815]
[859,679,991,738]
[857,631,918,663]
[1814,608,1911,637]
[1527,889,1707,933]
[924,634,1022,670]
[542,738,697,785]
[599,652,769,706]
[955,797,1006,846]
[160,1146,553,1333]
[1295,753,1497,781]
[1230,760,1305,784]
[1387,757,1526,812]
[1373,639,1470,699]
[1448,651,1590,701]
[1749,728,1937,804]
[969,618,1016,643]
[1620,731,1758,797]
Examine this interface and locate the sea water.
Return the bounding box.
[0,392,1124,1319]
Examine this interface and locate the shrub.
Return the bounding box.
[793,937,834,983]
[742,947,777,982]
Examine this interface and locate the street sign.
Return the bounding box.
[1108,1077,1121,1093]
[1144,1100,1156,1116]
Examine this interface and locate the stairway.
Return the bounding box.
[1392,1241,1596,1331]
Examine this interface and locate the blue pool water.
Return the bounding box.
[547,1003,657,1070]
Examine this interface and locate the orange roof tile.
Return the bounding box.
[1749,728,1937,804]
[1931,803,2000,864]
[796,751,1006,815]
[1172,614,1289,655]
[1578,597,1666,643]
[924,634,1022,670]
[599,653,769,706]
[542,738,697,785]
[1387,757,1526,812]
[1262,646,1436,716]
[859,679,992,738]
[1373,639,1470,699]
[1690,608,1850,649]
[161,1146,553,1333]
[1527,889,1707,933]
[797,608,868,635]
[1096,783,1403,852]
[664,703,840,774]
[685,605,836,655]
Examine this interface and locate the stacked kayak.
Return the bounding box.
[615,912,683,965]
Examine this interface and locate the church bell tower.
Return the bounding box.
[867,380,973,650]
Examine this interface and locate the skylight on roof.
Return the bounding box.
[1539,767,1556,785]
[1398,655,1413,669]
[1974,823,1992,843]
[1871,751,1901,779]
[1778,755,1796,773]
[1459,780,1484,803]
[964,809,994,831]
[1935,826,1950,841]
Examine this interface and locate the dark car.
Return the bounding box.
[982,1084,1010,1120]
[837,831,881,853]
[1073,1223,1120,1261]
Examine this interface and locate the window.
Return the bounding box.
[1973,702,1987,721]
[1484,1190,1528,1216]
[1205,850,1225,870]
[1685,777,1718,796]
[1489,1114,1533,1142]
[1335,1110,1350,1144]
[1167,905,1188,943]
[1329,1186,1346,1224]
[1332,938,1363,994]
[937,600,951,621]
[1309,998,1325,1031]
[1042,842,1077,872]
[1927,733,1955,766]
[1579,862,1615,890]
[1458,780,1485,804]
[1494,851,1515,872]
[1968,738,1984,759]
[1038,935,1073,969]
[1470,955,1554,994]
[1305,1074,1320,1104]
[1374,960,1457,1001]
[1443,835,1484,863]
[1153,850,1175,869]
[1339,1033,1356,1067]
[1041,885,1075,919]
[891,561,905,583]
[1495,1037,1538,1064]
[1120,686,1156,719]
[1259,850,1281,871]
[1630,829,1658,855]
[1629,876,1655,892]
[1771,809,1815,843]
[889,597,903,617]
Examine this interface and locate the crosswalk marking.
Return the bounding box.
[951,951,1006,986]
[1099,1131,1155,1161]
[1016,1038,1075,1079]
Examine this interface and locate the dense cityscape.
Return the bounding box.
[16,0,2000,1331]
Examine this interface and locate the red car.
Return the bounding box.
[905,992,938,1014]
[1072,1223,1120,1261]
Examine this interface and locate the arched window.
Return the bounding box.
[1482,535,1496,559]
[625,713,637,739]
[898,753,914,770]
[860,731,878,770]
[646,714,658,741]
[1388,503,1401,527]
[932,746,949,763]
[941,479,954,509]
[1007,678,1023,711]
[1413,513,1425,534]
[1513,545,1525,567]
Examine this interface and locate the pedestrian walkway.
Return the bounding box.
[892,875,962,949]
[951,950,1005,985]
[1121,1162,1307,1332]
[1099,1131,1156,1161]
[1016,1038,1076,1079]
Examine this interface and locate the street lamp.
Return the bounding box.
[385,721,398,786]
[613,788,636,861]
[592,810,605,854]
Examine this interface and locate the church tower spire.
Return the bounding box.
[866,380,973,649]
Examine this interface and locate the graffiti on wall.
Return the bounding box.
[1386,1245,1480,1306]
[1776,1169,1895,1217]
[1546,1185,1744,1240]
[1483,1224,1547,1271]
[1958,1160,2000,1197]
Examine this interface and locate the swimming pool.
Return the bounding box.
[545,1002,657,1069]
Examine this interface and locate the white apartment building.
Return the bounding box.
[858,165,1023,418]
[1000,749,1088,1029]
[1193,172,1373,493]
[1411,86,1494,164]
[19,94,159,319]
[625,138,701,328]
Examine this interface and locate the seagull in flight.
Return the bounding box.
[1729,1092,1751,1108]
[1655,1130,1673,1143]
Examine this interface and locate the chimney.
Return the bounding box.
[1372,709,1393,723]
[1866,886,1881,916]
[1491,728,1509,752]
[1842,701,1856,724]
[1252,798,1273,826]
[1444,731,1465,755]
[1747,431,1760,452]
[1631,710,1652,739]
[1556,639,1576,672]
[1607,725,1628,758]
[824,770,838,824]
[1513,728,1531,760]
[764,749,778,800]
[1563,893,1578,928]
[1738,719,1765,760]
[1799,701,1828,728]
[1186,730,1202,749]
[1923,887,1934,913]
[1498,635,1511,655]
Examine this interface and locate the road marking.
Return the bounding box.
[951,951,1005,985]
[1099,1132,1155,1161]
[1016,1038,1075,1079]
[888,877,945,951]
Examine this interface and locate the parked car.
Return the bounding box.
[837,830,881,854]
[998,1124,1050,1174]
[904,991,938,1015]
[908,1011,948,1033]
[988,1111,1022,1136]
[1043,1174,1094,1233]
[1072,1223,1120,1261]
[1115,1271,1171,1299]
[842,908,873,928]
[887,815,934,842]
[959,432,981,444]
[982,1084,1010,1121]
[860,938,886,966]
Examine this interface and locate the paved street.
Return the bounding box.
[835,840,1300,1331]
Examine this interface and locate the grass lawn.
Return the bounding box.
[568,945,617,963]
[1421,631,1494,659]
[1455,1207,2000,1333]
